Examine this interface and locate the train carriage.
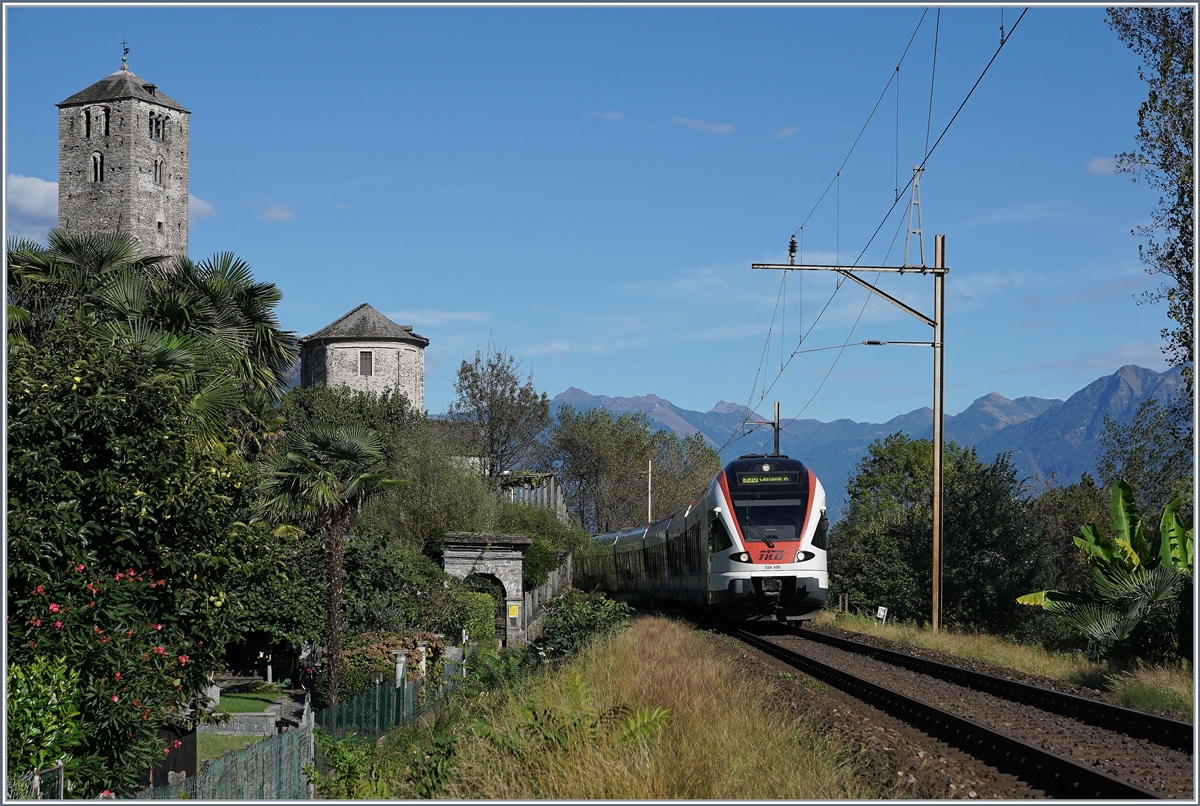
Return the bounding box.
[580,455,829,622]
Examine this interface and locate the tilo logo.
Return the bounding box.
[757,549,785,562]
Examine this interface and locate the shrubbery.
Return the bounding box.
[7,657,84,786]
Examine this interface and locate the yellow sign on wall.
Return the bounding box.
[508,604,519,618]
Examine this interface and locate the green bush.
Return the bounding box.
[448,590,495,645]
[7,657,84,786]
[495,502,589,590]
[537,590,634,659]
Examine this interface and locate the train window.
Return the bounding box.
[732,498,806,541]
[709,515,733,552]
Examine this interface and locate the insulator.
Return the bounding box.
[788,235,797,265]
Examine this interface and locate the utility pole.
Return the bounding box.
[747,402,783,456]
[752,234,948,632]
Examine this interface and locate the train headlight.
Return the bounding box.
[729,552,752,563]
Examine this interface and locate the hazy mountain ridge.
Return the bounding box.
[551,365,1185,521]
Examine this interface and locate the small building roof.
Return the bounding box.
[299,303,429,348]
[57,65,189,113]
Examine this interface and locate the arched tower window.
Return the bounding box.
[92,152,104,183]
[103,107,110,137]
[84,109,91,139]
[148,114,154,138]
[154,157,166,185]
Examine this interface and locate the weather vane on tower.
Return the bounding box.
[121,40,129,70]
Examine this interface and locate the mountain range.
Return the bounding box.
[551,365,1186,521]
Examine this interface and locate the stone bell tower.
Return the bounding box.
[56,54,191,257]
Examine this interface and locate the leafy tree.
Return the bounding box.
[257,426,405,705]
[1019,480,1193,661]
[7,231,298,443]
[1028,473,1109,595]
[543,406,721,533]
[280,385,497,553]
[1097,397,1193,520]
[1106,8,1195,399]
[830,434,1055,635]
[449,339,551,479]
[7,328,260,795]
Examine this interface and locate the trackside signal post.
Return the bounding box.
[751,234,948,632]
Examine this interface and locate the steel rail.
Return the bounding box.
[732,629,1164,800]
[794,627,1193,755]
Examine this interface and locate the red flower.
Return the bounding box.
[114,672,121,680]
[77,564,86,572]
[178,655,189,665]
[34,585,44,596]
[173,740,182,749]
[163,748,170,756]
[152,646,167,656]
[152,623,163,631]
[49,603,60,613]
[88,601,96,608]
[93,625,104,634]
[53,621,63,630]
[114,573,124,581]
[100,636,111,644]
[112,695,119,702]
[29,617,41,627]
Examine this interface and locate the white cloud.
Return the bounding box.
[774,125,799,139]
[584,110,625,121]
[1085,156,1116,175]
[672,117,736,135]
[386,309,489,327]
[261,206,294,222]
[6,174,57,242]
[188,194,216,223]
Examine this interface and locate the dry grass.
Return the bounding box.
[816,610,1194,720]
[816,610,1104,681]
[444,616,872,799]
[1109,664,1194,720]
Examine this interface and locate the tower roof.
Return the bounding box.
[57,65,189,113]
[300,303,429,347]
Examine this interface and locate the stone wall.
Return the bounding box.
[299,340,424,411]
[58,97,189,257]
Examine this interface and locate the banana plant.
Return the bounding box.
[1017,480,1192,658]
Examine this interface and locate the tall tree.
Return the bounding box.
[257,425,404,705]
[1106,8,1195,401]
[7,231,298,444]
[829,434,1055,635]
[449,339,550,480]
[1097,397,1193,519]
[543,406,720,533]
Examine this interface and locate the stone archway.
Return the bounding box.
[441,532,531,646]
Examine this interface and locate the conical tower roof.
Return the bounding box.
[300,303,429,347]
[57,64,189,113]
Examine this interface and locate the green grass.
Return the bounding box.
[197,732,264,761]
[1109,665,1194,720]
[216,691,283,714]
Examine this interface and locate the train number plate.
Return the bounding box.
[763,564,782,570]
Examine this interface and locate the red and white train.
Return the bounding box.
[579,455,829,622]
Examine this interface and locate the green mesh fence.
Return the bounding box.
[314,657,464,745]
[133,726,313,800]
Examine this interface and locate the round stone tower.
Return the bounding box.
[56,59,190,257]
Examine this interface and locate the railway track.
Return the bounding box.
[727,625,1194,799]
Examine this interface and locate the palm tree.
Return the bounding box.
[7,230,298,444]
[257,425,406,705]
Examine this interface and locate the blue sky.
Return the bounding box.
[4,5,1172,424]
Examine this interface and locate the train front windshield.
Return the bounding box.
[732,498,807,542]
